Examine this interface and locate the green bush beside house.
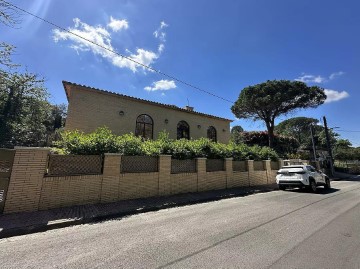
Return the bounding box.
[54,127,279,161]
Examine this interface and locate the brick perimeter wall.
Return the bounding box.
[4,148,48,214]
[39,175,102,210]
[170,173,198,194]
[3,149,284,214]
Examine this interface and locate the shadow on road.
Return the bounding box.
[285,187,340,195]
[336,176,360,182]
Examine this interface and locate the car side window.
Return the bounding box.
[306,166,316,172]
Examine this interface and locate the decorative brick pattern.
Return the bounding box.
[121,156,158,173]
[206,159,225,172]
[270,161,279,170]
[233,161,247,172]
[253,161,265,171]
[171,159,197,174]
[47,154,102,176]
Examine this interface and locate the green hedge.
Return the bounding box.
[55,127,278,161]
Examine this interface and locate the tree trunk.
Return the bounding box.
[268,129,275,148]
[265,120,275,148]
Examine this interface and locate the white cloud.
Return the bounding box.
[160,21,168,28]
[153,21,168,43]
[144,80,177,91]
[329,71,345,80]
[295,74,326,83]
[158,44,165,53]
[52,18,160,72]
[107,17,128,32]
[295,71,345,84]
[324,89,349,103]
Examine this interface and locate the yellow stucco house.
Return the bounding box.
[63,81,232,143]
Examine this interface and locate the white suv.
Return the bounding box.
[276,165,331,192]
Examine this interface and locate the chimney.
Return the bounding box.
[184,106,194,111]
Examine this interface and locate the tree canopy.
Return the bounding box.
[230,125,244,144]
[0,1,66,148]
[231,80,326,148]
[275,117,319,147]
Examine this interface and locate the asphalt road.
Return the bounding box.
[0,178,359,269]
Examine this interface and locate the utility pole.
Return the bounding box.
[323,116,334,176]
[310,124,317,161]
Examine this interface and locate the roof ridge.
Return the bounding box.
[62,80,233,122]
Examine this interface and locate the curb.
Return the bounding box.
[0,185,278,239]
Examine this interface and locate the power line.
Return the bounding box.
[4,0,234,104]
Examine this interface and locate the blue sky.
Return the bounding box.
[2,0,360,146]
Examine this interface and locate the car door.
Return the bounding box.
[310,166,325,183]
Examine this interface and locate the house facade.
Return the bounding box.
[63,81,232,143]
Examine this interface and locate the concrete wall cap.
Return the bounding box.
[104,153,122,156]
[14,146,50,151]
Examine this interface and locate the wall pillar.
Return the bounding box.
[101,153,121,203]
[263,160,271,184]
[196,158,206,192]
[278,159,284,169]
[159,155,171,196]
[4,147,49,214]
[246,160,254,187]
[225,158,233,189]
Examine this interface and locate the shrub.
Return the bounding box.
[55,127,279,160]
[236,131,300,156]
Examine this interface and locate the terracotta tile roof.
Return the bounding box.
[62,81,233,122]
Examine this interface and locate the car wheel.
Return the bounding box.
[279,185,286,191]
[309,180,317,193]
[324,178,331,189]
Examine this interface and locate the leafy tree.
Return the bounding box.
[231,125,244,133]
[275,117,319,147]
[230,125,244,144]
[238,131,300,156]
[0,0,20,69]
[0,0,20,27]
[316,128,339,150]
[0,72,50,147]
[335,139,352,149]
[0,42,17,68]
[231,80,326,148]
[0,1,66,148]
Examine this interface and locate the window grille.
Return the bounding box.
[177,120,190,140]
[207,126,217,142]
[135,114,153,139]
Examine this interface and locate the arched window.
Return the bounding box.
[207,126,217,142]
[135,114,153,139]
[177,121,190,140]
